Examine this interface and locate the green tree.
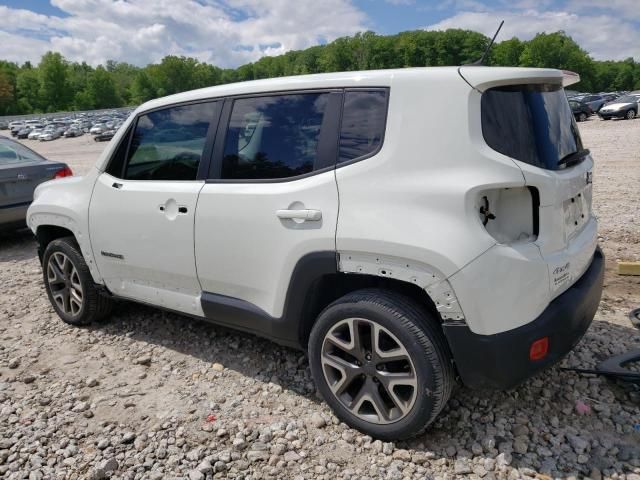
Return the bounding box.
[38,52,70,111]
[0,71,14,114]
[130,71,156,104]
[87,66,120,108]
[490,37,525,66]
[519,32,595,91]
[16,68,41,111]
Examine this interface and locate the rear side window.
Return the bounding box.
[0,141,45,165]
[481,84,583,170]
[222,93,330,180]
[339,90,388,163]
[123,102,216,181]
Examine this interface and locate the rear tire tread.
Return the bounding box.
[310,288,454,439]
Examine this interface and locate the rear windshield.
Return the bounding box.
[481,84,583,170]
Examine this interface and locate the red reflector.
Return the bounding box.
[529,337,549,361]
[54,166,73,179]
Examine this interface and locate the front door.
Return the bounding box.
[89,100,219,315]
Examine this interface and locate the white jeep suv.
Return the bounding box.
[27,67,604,439]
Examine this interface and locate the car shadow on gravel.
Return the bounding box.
[0,228,38,262]
[93,301,319,400]
[89,299,640,478]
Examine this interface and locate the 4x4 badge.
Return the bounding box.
[586,171,593,185]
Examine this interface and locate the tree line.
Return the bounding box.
[1,29,639,116]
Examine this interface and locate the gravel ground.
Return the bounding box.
[1,117,639,480]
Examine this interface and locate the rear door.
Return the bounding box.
[89,100,220,315]
[194,91,342,320]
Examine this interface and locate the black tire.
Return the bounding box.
[625,109,636,120]
[578,112,587,122]
[42,237,113,325]
[308,288,454,440]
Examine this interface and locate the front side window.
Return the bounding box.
[339,90,388,163]
[222,93,330,180]
[124,102,216,181]
[481,84,584,170]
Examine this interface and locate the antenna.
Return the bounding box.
[468,20,504,66]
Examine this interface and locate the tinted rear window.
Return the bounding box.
[222,93,329,180]
[339,90,388,163]
[481,84,583,170]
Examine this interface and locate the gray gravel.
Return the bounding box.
[1,117,639,479]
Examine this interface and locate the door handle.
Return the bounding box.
[276,209,322,221]
[112,182,122,189]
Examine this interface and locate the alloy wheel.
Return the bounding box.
[47,252,84,317]
[320,318,418,424]
[626,110,636,120]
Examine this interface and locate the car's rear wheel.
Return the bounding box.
[308,289,454,440]
[578,112,587,122]
[625,109,636,120]
[43,237,113,326]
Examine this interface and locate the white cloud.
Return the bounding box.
[566,0,640,20]
[0,0,368,67]
[426,9,640,61]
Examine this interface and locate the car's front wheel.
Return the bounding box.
[625,109,636,120]
[43,237,113,326]
[308,289,454,440]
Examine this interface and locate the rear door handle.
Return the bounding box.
[276,209,322,221]
[112,182,122,189]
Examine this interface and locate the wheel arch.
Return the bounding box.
[33,218,103,284]
[297,252,465,349]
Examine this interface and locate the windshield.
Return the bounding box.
[481,84,583,170]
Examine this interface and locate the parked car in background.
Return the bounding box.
[39,126,63,141]
[10,124,24,137]
[64,126,83,138]
[28,128,44,140]
[569,100,592,122]
[0,135,72,230]
[598,95,639,120]
[16,126,34,139]
[0,121,9,130]
[94,129,116,142]
[89,123,108,135]
[577,94,606,112]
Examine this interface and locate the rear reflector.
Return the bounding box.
[529,337,549,361]
[54,166,73,179]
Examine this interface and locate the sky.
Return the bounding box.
[0,0,638,68]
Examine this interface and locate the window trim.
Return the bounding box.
[103,87,390,184]
[336,87,390,168]
[206,89,343,184]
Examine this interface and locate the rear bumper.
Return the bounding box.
[443,246,604,390]
[0,203,29,229]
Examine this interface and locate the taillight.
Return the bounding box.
[529,337,549,361]
[54,166,73,179]
[477,186,539,244]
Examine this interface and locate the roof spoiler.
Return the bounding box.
[562,70,580,87]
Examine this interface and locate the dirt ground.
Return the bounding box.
[1,117,639,480]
